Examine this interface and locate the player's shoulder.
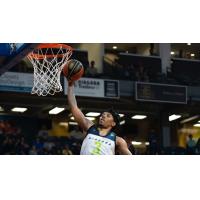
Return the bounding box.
[85,124,98,136]
[87,124,97,131]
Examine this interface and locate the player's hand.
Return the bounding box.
[68,80,74,86]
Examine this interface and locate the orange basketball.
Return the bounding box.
[62,59,84,81]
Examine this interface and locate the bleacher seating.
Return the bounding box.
[7,49,200,87]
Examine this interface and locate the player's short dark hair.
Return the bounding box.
[103,108,120,127]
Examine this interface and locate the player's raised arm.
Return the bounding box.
[67,83,93,132]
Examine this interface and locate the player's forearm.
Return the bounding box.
[67,85,77,108]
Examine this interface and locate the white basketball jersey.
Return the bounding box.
[80,126,116,155]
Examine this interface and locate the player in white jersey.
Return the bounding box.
[67,81,132,155]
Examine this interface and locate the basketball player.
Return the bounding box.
[67,82,132,155]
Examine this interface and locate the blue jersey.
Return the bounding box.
[80,125,116,155]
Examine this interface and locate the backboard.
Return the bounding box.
[0,43,25,56]
[0,43,38,75]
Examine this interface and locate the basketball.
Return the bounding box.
[62,59,84,82]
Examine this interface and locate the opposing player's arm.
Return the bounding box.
[68,84,93,132]
[116,136,132,155]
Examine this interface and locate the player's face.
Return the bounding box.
[99,112,116,128]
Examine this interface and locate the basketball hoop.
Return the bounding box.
[27,43,73,96]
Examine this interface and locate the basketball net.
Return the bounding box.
[27,44,73,96]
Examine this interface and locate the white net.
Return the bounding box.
[27,44,72,96]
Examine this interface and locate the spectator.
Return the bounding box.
[195,138,200,154]
[69,126,84,140]
[123,65,131,79]
[71,141,82,155]
[43,138,55,152]
[179,49,183,58]
[33,137,44,154]
[186,134,196,154]
[85,60,98,77]
[149,43,154,56]
[148,129,158,155]
[0,120,4,134]
[135,62,149,82]
[128,64,136,80]
[4,121,15,135]
[38,125,49,139]
[29,145,38,155]
[2,136,14,154]
[19,136,30,154]
[62,145,73,155]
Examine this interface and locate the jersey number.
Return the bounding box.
[92,141,102,155]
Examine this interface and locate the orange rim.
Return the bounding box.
[28,43,73,60]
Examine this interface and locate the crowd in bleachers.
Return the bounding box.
[145,132,200,155]
[0,120,82,155]
[1,120,200,155]
[83,53,200,87]
[8,47,200,87]
[103,54,200,86]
